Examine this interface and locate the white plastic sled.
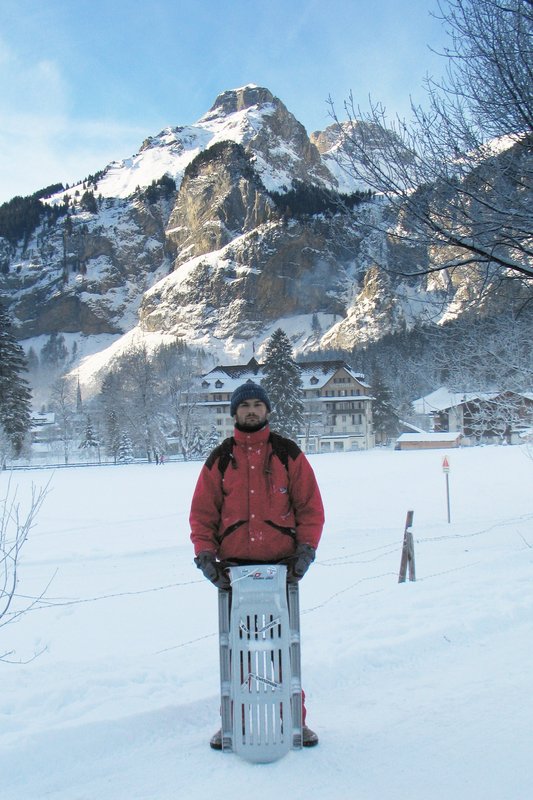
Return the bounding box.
[218,563,302,763]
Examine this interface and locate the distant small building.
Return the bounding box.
[412,387,533,444]
[395,431,463,451]
[197,357,375,452]
[30,411,57,443]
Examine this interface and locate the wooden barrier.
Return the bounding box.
[398,510,416,583]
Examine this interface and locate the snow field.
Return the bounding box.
[1,444,532,799]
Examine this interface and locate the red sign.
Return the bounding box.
[442,456,450,472]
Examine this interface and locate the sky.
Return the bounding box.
[0,0,449,204]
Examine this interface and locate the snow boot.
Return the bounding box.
[302,725,319,747]
[210,729,223,750]
[210,725,318,750]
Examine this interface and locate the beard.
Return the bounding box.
[235,417,268,432]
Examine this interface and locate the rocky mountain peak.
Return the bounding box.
[207,84,276,116]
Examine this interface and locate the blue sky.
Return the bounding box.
[0,0,448,203]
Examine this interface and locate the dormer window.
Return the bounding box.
[202,380,210,388]
[310,376,319,385]
[215,380,224,388]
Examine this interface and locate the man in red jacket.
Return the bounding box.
[190,381,325,749]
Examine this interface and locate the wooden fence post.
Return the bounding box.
[398,510,416,583]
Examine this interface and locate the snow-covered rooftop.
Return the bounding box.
[201,358,368,393]
[412,388,497,414]
[396,432,463,443]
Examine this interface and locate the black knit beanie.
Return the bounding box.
[230,382,271,417]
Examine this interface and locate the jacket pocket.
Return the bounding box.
[265,520,296,540]
[218,520,246,543]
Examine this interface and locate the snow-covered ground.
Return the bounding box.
[1,444,532,799]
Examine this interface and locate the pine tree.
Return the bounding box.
[76,377,83,413]
[187,426,205,460]
[0,304,32,455]
[261,328,304,441]
[40,332,68,368]
[79,415,100,458]
[203,425,220,456]
[371,371,400,443]
[118,431,134,464]
[104,408,121,464]
[99,373,124,463]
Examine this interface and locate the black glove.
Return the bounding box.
[194,551,231,589]
[286,543,316,582]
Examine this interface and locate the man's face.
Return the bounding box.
[234,398,269,429]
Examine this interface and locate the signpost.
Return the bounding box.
[442,455,451,523]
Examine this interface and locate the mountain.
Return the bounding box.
[0,84,519,395]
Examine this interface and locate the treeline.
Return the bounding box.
[141,174,177,204]
[0,185,68,246]
[268,181,374,219]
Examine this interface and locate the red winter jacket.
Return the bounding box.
[189,424,324,563]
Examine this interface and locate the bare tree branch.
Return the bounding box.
[0,475,50,662]
[329,0,533,296]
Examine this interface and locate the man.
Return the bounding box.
[190,381,325,749]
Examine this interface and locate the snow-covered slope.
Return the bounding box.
[2,83,526,399]
[2,444,533,799]
[50,84,339,205]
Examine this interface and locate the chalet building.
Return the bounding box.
[198,357,375,452]
[412,387,533,444]
[30,411,58,451]
[395,431,463,451]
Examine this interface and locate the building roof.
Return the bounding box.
[396,432,463,443]
[413,387,533,414]
[206,357,262,379]
[398,419,429,434]
[412,388,497,414]
[201,358,369,393]
[31,412,56,426]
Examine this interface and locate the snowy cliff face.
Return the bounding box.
[139,213,363,349]
[1,194,174,338]
[165,140,274,263]
[0,83,509,387]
